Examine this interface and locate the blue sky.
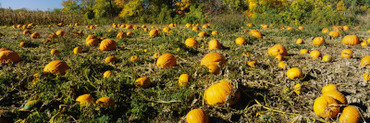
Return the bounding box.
[0,0,64,11]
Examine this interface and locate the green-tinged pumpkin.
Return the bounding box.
[24,100,42,110]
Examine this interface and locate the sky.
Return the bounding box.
[0,0,64,11]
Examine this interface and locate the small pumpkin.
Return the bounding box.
[56,30,65,36]
[202,24,209,29]
[178,74,190,87]
[50,49,60,55]
[105,56,117,63]
[342,26,350,31]
[117,32,126,38]
[275,55,283,61]
[312,37,325,46]
[208,39,221,50]
[130,55,138,62]
[185,38,198,47]
[342,35,360,45]
[322,90,347,104]
[322,55,332,62]
[339,106,361,123]
[198,31,207,37]
[267,44,287,56]
[96,97,115,108]
[24,100,42,110]
[361,41,368,47]
[321,28,329,33]
[156,53,176,68]
[235,37,246,45]
[0,50,21,63]
[19,41,28,47]
[185,23,192,28]
[322,84,338,94]
[313,95,340,118]
[363,72,369,82]
[248,30,263,39]
[278,61,287,69]
[23,30,31,35]
[206,64,221,74]
[247,23,253,27]
[153,52,160,58]
[328,31,340,37]
[310,50,321,59]
[201,52,226,66]
[341,49,353,58]
[286,27,293,30]
[103,70,112,78]
[204,79,239,106]
[298,26,304,30]
[73,47,82,54]
[287,67,303,79]
[30,32,40,38]
[163,27,171,33]
[186,108,209,123]
[100,39,117,51]
[247,60,257,68]
[141,24,146,28]
[135,77,151,88]
[300,49,309,54]
[360,56,370,67]
[76,94,94,106]
[192,26,199,31]
[211,31,218,35]
[49,33,58,39]
[44,60,70,75]
[149,30,159,37]
[125,25,132,29]
[296,38,303,44]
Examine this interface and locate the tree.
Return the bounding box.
[115,0,144,18]
[62,0,80,12]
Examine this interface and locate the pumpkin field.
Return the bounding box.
[0,0,370,122]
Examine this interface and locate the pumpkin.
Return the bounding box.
[44,38,52,44]
[130,55,138,62]
[156,53,176,68]
[185,23,192,28]
[86,38,99,46]
[261,24,268,29]
[354,26,361,29]
[363,72,369,82]
[57,23,63,27]
[44,60,70,75]
[208,39,221,50]
[76,94,94,106]
[135,77,151,88]
[125,25,133,29]
[300,49,309,54]
[248,30,263,38]
[286,27,293,30]
[126,32,133,37]
[342,35,360,45]
[247,23,253,27]
[178,74,190,87]
[313,95,340,118]
[275,55,283,61]
[310,50,321,59]
[298,26,304,30]
[360,56,370,67]
[0,48,12,52]
[322,90,347,104]
[185,38,198,47]
[201,52,226,66]
[361,41,368,47]
[186,108,209,123]
[322,84,338,94]
[211,31,218,35]
[73,47,82,54]
[321,28,329,33]
[278,61,287,69]
[339,106,361,123]
[198,31,207,37]
[169,23,175,27]
[206,64,221,74]
[204,79,239,106]
[235,37,246,45]
[312,37,325,46]
[296,38,303,44]
[267,44,287,56]
[341,49,353,58]
[163,27,171,33]
[112,23,118,28]
[143,28,148,32]
[23,30,31,35]
[133,26,138,29]
[17,24,23,28]
[24,100,42,110]
[50,49,60,55]
[153,52,160,58]
[31,32,40,38]
[149,30,159,37]
[322,55,332,62]
[56,30,65,36]
[96,97,115,108]
[105,56,117,63]
[100,39,116,51]
[117,32,126,38]
[287,68,303,79]
[247,60,257,68]
[202,24,209,29]
[19,41,28,47]
[0,50,21,63]
[192,26,199,31]
[103,70,112,78]
[141,25,146,28]
[328,31,340,37]
[49,33,58,39]
[343,26,350,31]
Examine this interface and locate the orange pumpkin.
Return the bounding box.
[339,106,361,123]
[322,55,332,62]
[313,95,340,118]
[286,68,303,79]
[312,37,325,46]
[342,35,360,45]
[322,84,338,94]
[310,50,321,59]
[341,49,353,58]
[300,49,309,54]
[56,30,65,36]
[198,31,207,37]
[328,31,340,37]
[149,30,159,37]
[163,27,171,33]
[321,28,329,33]
[185,23,192,28]
[192,26,199,31]
[156,53,176,68]
[211,31,218,35]
[43,60,70,75]
[103,70,112,78]
[363,72,369,82]
[100,39,116,51]
[267,44,287,56]
[235,37,246,45]
[135,77,151,88]
[0,50,21,63]
[206,64,221,74]
[23,30,31,35]
[76,94,94,106]
[50,49,60,55]
[31,32,40,38]
[360,56,370,67]
[208,39,221,50]
[342,26,350,31]
[200,52,226,66]
[204,79,239,106]
[296,38,303,44]
[105,56,117,63]
[117,32,126,38]
[186,108,209,123]
[202,24,209,29]
[248,30,263,38]
[322,90,347,104]
[178,74,190,87]
[185,38,198,47]
[278,61,287,69]
[96,97,115,108]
